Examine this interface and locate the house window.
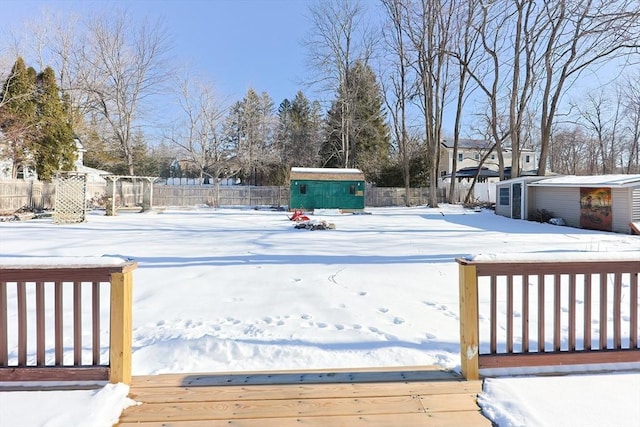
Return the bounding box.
[525,155,531,163]
[499,187,510,206]
[299,184,307,194]
[457,153,463,162]
[349,185,356,195]
[491,154,495,160]
[474,153,480,160]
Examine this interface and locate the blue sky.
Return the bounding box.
[4,0,316,106]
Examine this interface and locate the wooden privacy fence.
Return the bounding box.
[1,180,454,213]
[0,258,137,384]
[457,256,639,380]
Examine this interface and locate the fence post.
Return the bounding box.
[458,261,480,380]
[109,269,134,384]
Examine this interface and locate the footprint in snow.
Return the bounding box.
[378,307,389,313]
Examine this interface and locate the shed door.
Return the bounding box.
[512,183,522,219]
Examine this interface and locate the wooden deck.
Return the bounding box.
[116,366,491,427]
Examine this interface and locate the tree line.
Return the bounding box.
[1,0,639,207]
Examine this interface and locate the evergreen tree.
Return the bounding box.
[222,89,276,184]
[34,67,76,181]
[276,91,323,175]
[321,61,390,181]
[0,57,37,178]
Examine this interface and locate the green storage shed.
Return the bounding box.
[289,167,366,210]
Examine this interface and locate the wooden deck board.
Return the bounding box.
[131,365,454,388]
[119,395,426,422]
[129,380,483,403]
[117,411,491,427]
[116,367,490,427]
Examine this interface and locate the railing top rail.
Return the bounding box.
[0,257,137,282]
[456,254,639,276]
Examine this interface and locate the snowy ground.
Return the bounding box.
[0,205,638,426]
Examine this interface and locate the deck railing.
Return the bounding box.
[457,255,639,380]
[0,259,137,384]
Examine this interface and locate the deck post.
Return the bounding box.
[109,270,134,384]
[458,262,480,380]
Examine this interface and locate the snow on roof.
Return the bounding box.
[291,167,363,174]
[529,174,640,188]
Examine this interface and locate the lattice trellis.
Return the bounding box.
[54,172,87,223]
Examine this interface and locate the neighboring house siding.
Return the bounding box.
[531,187,580,228]
[633,188,640,222]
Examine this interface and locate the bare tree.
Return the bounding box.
[549,126,597,174]
[622,72,640,173]
[80,11,173,175]
[405,0,456,207]
[305,0,376,168]
[381,0,413,204]
[447,0,482,203]
[536,0,640,175]
[165,74,233,205]
[572,90,624,174]
[460,0,542,183]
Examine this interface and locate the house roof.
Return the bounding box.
[440,138,537,153]
[290,167,365,181]
[528,174,640,188]
[441,139,492,150]
[447,166,500,178]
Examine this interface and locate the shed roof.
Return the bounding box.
[290,167,365,181]
[528,174,640,188]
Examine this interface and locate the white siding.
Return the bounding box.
[531,187,581,227]
[633,188,640,222]
[531,187,635,234]
[611,188,630,234]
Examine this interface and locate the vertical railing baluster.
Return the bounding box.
[554,274,561,352]
[584,274,592,350]
[538,274,545,352]
[55,281,63,365]
[73,281,82,365]
[0,281,7,366]
[522,274,529,353]
[18,282,27,366]
[613,272,622,349]
[631,272,638,349]
[36,281,45,366]
[569,274,576,351]
[600,273,608,350]
[507,274,513,353]
[490,275,497,354]
[92,281,100,365]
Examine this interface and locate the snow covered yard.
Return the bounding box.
[0,205,638,426]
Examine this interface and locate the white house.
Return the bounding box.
[439,138,538,180]
[495,174,640,234]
